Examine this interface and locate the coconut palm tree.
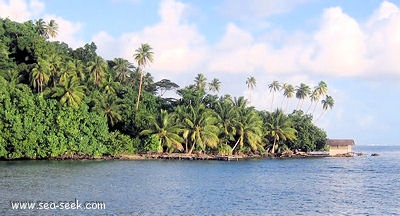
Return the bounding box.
[30,59,50,93]
[307,89,319,114]
[35,19,46,37]
[208,78,221,94]
[215,98,238,146]
[95,94,123,127]
[52,77,85,108]
[87,56,107,86]
[282,83,295,112]
[181,104,220,154]
[246,76,256,105]
[268,80,281,111]
[47,54,61,88]
[311,81,328,115]
[46,19,58,39]
[113,58,132,85]
[194,73,207,92]
[265,109,297,154]
[101,74,118,95]
[295,83,311,111]
[141,110,184,153]
[318,95,334,121]
[133,43,154,110]
[231,108,263,154]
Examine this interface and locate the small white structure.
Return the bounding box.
[327,139,355,156]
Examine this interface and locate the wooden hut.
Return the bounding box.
[327,139,355,156]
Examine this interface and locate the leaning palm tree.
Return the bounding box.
[268,81,281,111]
[246,76,256,105]
[295,83,311,111]
[311,81,328,115]
[208,78,221,94]
[133,43,154,110]
[307,89,320,114]
[318,95,334,121]
[282,83,295,112]
[140,110,184,153]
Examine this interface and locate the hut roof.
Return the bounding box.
[327,139,355,146]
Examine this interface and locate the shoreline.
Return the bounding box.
[0,152,358,161]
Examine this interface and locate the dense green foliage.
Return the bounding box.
[0,18,331,159]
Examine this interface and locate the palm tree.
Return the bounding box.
[231,108,263,154]
[181,104,220,154]
[36,19,58,39]
[282,83,295,112]
[95,94,123,127]
[46,19,58,39]
[52,77,85,108]
[208,78,221,94]
[113,58,132,84]
[246,76,256,105]
[47,54,61,88]
[87,56,107,86]
[265,109,297,154]
[30,59,50,93]
[101,74,118,95]
[268,81,281,111]
[215,98,238,146]
[295,83,311,111]
[194,73,207,92]
[318,95,334,121]
[141,110,184,153]
[133,43,154,110]
[312,81,328,115]
[35,19,46,37]
[307,89,319,114]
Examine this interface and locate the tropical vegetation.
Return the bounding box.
[0,18,333,159]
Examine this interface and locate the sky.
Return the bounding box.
[1,0,400,146]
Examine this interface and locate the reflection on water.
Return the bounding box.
[1,146,399,215]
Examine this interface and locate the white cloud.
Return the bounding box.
[45,15,85,49]
[220,0,310,20]
[365,1,400,76]
[305,7,369,77]
[0,0,43,22]
[94,0,207,80]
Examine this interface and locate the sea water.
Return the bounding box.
[1,146,399,215]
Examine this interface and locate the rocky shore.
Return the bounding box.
[2,151,364,161]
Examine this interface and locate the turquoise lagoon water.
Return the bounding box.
[1,146,399,215]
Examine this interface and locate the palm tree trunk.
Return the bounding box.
[188,142,196,155]
[271,93,275,111]
[185,139,188,154]
[271,138,277,154]
[231,138,241,154]
[135,71,144,110]
[306,102,313,114]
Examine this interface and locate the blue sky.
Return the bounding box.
[1,0,400,146]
